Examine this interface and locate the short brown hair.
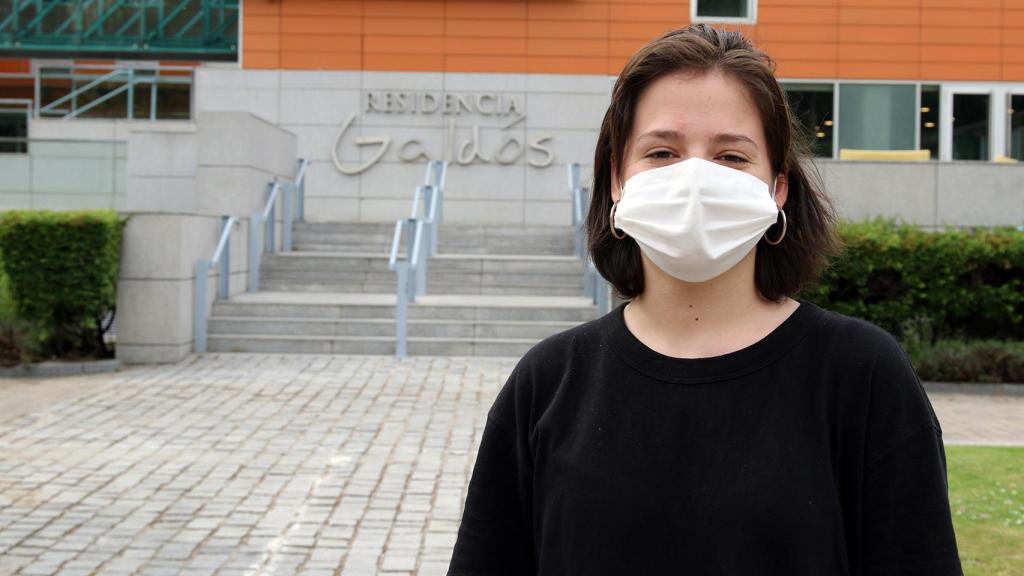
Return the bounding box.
[586,24,840,302]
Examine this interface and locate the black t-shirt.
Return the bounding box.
[448,300,963,576]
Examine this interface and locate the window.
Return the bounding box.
[952,93,989,161]
[0,110,28,154]
[782,83,834,158]
[692,0,757,23]
[838,84,916,152]
[919,85,940,160]
[1010,94,1023,161]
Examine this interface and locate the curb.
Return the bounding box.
[923,381,1024,397]
[0,359,122,379]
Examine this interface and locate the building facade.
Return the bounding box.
[1,1,1023,363]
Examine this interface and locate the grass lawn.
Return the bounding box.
[947,445,1024,575]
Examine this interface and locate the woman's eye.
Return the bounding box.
[718,154,749,164]
[644,150,675,159]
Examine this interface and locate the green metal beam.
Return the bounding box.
[0,0,238,58]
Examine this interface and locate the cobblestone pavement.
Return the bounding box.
[1,353,1021,575]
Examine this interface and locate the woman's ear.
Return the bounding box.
[773,171,789,209]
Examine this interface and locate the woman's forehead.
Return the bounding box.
[630,70,764,146]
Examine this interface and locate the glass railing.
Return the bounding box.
[0,137,126,209]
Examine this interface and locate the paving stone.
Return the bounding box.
[2,353,1015,575]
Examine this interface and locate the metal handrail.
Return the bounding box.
[388,160,448,357]
[39,68,125,116]
[194,215,239,353]
[247,158,309,292]
[568,162,612,315]
[35,63,196,120]
[388,217,426,358]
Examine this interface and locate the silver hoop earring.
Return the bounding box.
[610,203,626,240]
[764,209,787,246]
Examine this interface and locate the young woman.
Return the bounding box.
[448,25,962,576]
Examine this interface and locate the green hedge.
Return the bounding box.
[905,339,1024,384]
[801,220,1024,342]
[0,210,124,359]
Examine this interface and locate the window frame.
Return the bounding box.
[690,0,758,25]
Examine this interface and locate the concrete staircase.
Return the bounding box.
[205,222,600,357]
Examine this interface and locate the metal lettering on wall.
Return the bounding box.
[332,91,555,175]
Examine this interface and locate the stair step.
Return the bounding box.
[206,333,541,357]
[207,317,578,338]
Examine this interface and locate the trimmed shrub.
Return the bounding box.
[0,210,125,359]
[904,339,1024,384]
[0,256,40,366]
[801,220,1024,342]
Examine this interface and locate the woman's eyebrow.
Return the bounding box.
[711,133,758,148]
[635,129,680,144]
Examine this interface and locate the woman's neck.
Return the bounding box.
[623,250,798,358]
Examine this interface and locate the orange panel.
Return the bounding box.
[839,8,918,26]
[609,21,679,41]
[281,52,362,70]
[365,36,447,55]
[837,61,921,80]
[925,0,1001,7]
[363,18,442,36]
[774,60,839,79]
[243,0,1024,79]
[1004,11,1024,26]
[244,16,280,34]
[446,19,527,37]
[920,62,1001,81]
[245,52,281,69]
[837,0,916,6]
[364,1,445,18]
[1003,65,1024,81]
[1002,49,1024,64]
[837,26,920,44]
[609,40,646,59]
[528,38,607,58]
[608,5,686,23]
[445,38,527,56]
[1005,27,1024,46]
[839,43,918,63]
[528,3,610,21]
[762,43,839,63]
[607,57,629,76]
[281,35,362,53]
[245,34,281,52]
[920,27,1001,46]
[922,45,1001,64]
[922,9,1001,27]
[756,24,844,44]
[281,16,361,35]
[611,0,691,5]
[527,56,607,74]
[445,55,529,73]
[363,53,446,71]
[245,0,280,16]
[764,0,837,5]
[279,0,362,17]
[759,7,838,25]
[446,1,527,19]
[530,20,607,39]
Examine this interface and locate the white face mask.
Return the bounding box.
[613,157,780,283]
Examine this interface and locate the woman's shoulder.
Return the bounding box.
[486,313,608,428]
[808,303,941,438]
[805,302,913,372]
